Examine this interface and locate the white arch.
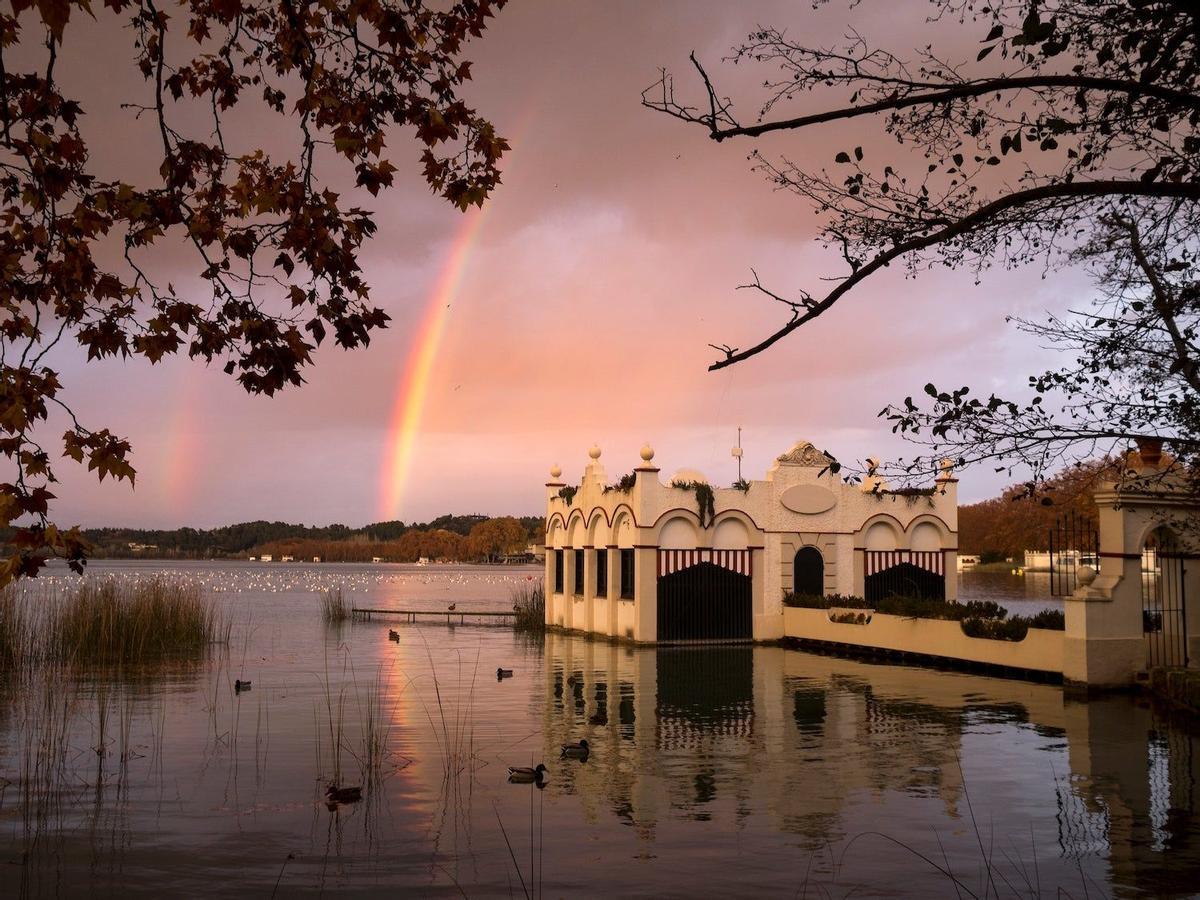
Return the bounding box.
[910,521,943,552]
[566,513,585,548]
[587,510,609,547]
[612,509,636,549]
[712,517,750,550]
[658,515,698,550]
[864,520,900,551]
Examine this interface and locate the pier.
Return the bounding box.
[352,608,516,625]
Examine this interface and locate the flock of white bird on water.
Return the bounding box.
[29,562,541,598]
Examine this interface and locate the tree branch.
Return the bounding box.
[654,71,1200,141]
[710,179,1200,370]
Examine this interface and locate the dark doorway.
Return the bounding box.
[793,547,824,597]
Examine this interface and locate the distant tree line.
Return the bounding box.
[6,514,544,562]
[253,516,536,563]
[958,460,1116,559]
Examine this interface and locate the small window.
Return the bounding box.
[573,549,584,595]
[619,549,635,599]
[553,549,564,594]
[596,548,608,597]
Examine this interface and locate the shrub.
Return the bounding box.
[604,473,637,494]
[961,608,1064,641]
[783,592,1049,624]
[511,581,545,632]
[830,611,869,625]
[783,592,868,609]
[1029,608,1065,630]
[670,480,716,527]
[961,616,1029,641]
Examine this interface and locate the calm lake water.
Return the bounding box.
[2,562,1196,898]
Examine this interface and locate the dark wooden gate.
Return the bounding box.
[1144,532,1188,668]
[656,549,752,642]
[863,551,945,603]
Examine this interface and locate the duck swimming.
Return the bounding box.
[497,668,513,679]
[388,629,399,642]
[506,764,547,784]
[560,738,589,758]
[234,679,251,692]
[325,784,362,804]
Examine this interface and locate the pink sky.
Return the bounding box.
[33,1,1093,528]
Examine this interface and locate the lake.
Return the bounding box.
[1,562,1196,897]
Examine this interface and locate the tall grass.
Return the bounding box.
[0,576,225,672]
[51,578,222,666]
[322,586,349,624]
[510,581,545,633]
[0,584,33,671]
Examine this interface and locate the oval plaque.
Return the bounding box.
[780,484,836,515]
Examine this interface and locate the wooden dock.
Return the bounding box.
[352,608,516,625]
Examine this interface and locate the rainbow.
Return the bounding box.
[378,207,490,521]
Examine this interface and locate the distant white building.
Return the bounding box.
[260,554,273,562]
[545,440,959,643]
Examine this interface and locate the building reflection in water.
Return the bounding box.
[540,632,1200,894]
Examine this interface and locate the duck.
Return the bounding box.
[560,738,589,758]
[448,603,457,612]
[506,764,547,784]
[234,679,251,692]
[497,668,513,679]
[388,629,400,642]
[325,784,362,804]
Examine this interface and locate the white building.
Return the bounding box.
[544,440,958,643]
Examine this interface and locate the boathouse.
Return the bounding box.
[544,441,958,642]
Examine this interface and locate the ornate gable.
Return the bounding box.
[775,441,832,467]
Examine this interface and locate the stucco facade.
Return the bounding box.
[544,440,958,643]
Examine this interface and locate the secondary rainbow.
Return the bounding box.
[378,207,489,521]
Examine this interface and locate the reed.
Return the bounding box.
[49,578,222,666]
[322,586,349,623]
[0,576,225,672]
[510,581,545,633]
[0,583,35,671]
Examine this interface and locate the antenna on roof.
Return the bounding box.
[731,426,743,482]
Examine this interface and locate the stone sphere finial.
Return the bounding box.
[550,464,562,480]
[1077,565,1098,587]
[640,443,655,463]
[588,444,601,460]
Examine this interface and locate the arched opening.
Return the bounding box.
[793,547,824,598]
